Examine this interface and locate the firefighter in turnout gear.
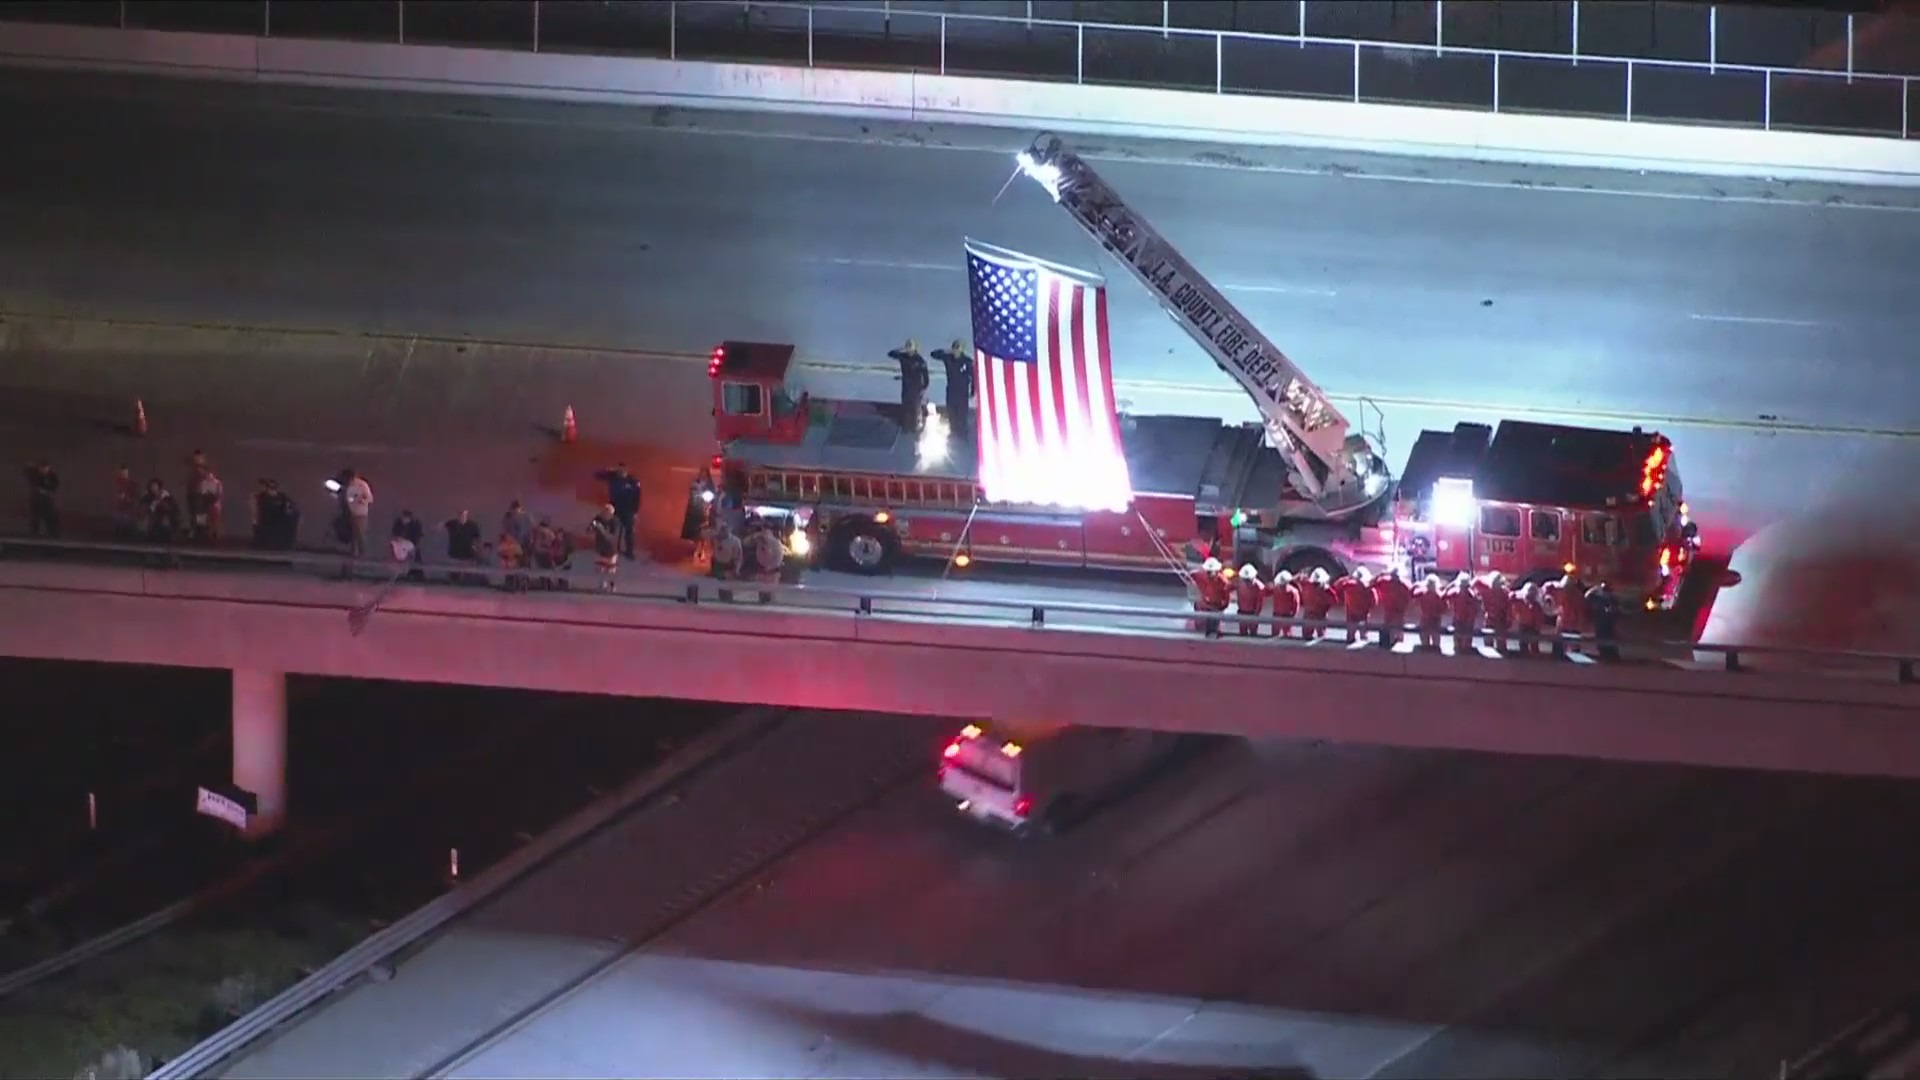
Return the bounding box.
[1513,582,1547,655]
[1232,564,1268,637]
[1191,557,1230,637]
[1336,566,1375,643]
[1446,572,1480,653]
[930,340,974,440]
[889,339,931,437]
[1478,571,1514,653]
[1547,572,1586,650]
[1414,574,1447,650]
[1372,568,1414,650]
[1298,567,1335,640]
[1269,569,1300,638]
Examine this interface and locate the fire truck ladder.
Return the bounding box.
[1012,134,1389,519]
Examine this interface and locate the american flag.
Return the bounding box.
[964,240,1133,512]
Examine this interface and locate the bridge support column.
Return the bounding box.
[231,668,287,839]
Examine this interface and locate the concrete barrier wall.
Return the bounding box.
[2,560,1918,779]
[1,22,1916,186]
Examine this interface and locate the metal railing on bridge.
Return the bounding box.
[6,0,1913,140]
[1,533,1914,687]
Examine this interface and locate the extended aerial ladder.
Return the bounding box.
[1013,134,1389,520]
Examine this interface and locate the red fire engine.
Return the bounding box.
[693,135,1701,609]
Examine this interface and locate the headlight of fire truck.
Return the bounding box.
[1430,477,1476,529]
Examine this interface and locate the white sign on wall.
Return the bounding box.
[195,786,250,830]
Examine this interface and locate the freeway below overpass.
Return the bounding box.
[0,71,1918,546]
[189,709,1920,1079]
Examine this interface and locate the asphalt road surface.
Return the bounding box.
[1,71,1916,430]
[0,69,1912,564]
[214,712,1920,1079]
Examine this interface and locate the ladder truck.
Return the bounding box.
[1013,134,1390,523]
[1007,133,1702,604]
[692,135,1701,612]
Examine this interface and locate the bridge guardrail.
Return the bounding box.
[8,0,1911,140]
[1,533,1913,687]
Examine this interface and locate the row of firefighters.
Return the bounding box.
[1189,559,1625,653]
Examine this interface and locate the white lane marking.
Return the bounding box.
[1222,282,1339,297]
[798,256,956,273]
[1689,312,1824,327]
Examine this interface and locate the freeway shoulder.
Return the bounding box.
[1,558,1916,778]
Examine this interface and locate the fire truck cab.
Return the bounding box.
[938,720,1185,836]
[1395,420,1699,609]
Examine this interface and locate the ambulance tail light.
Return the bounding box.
[1012,795,1033,818]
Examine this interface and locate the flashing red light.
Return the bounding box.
[711,455,724,472]
[708,346,726,376]
[1639,443,1670,499]
[1012,795,1033,818]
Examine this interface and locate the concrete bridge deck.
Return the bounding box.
[2,538,1915,781]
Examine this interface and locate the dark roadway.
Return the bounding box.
[0,71,1917,544]
[214,714,1920,1079]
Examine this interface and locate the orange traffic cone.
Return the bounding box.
[561,405,577,444]
[133,399,148,437]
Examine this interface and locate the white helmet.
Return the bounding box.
[1309,567,1332,586]
[1276,570,1294,584]
[1239,564,1260,580]
[1201,557,1223,573]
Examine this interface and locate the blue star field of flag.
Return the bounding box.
[967,249,1040,364]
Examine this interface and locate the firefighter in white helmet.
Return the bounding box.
[1270,569,1300,638]
[1191,557,1230,637]
[1232,564,1268,637]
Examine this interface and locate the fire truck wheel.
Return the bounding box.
[829,519,897,576]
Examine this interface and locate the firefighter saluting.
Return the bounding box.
[1335,566,1375,643]
[1232,564,1268,637]
[1298,567,1335,640]
[1414,574,1447,650]
[1270,570,1301,638]
[1191,557,1231,637]
[1372,568,1414,650]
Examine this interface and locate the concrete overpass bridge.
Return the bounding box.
[2,537,1916,840]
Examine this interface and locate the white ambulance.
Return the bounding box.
[937,719,1186,836]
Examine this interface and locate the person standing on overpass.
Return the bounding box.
[1585,581,1622,660]
[338,468,373,556]
[589,504,622,591]
[24,459,59,537]
[595,463,642,560]
[1336,566,1375,643]
[1232,564,1268,637]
